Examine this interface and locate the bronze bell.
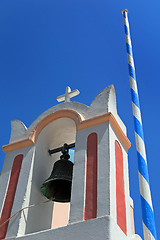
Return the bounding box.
[41,145,74,202]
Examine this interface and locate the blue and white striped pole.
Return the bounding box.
[122,9,157,240]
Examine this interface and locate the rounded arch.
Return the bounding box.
[2,110,83,153]
[29,109,83,143]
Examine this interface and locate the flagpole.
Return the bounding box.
[122,9,157,240]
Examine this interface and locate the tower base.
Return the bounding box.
[8,216,142,240]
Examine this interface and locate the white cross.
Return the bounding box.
[56,86,80,103]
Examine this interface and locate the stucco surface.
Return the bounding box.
[4,216,137,240]
[8,85,126,144]
[0,85,142,240]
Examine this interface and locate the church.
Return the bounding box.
[0,85,142,239]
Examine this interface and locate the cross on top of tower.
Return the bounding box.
[56,86,80,103]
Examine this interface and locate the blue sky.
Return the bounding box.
[0,0,160,238]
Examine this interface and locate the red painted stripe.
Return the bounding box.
[84,133,97,220]
[0,154,23,240]
[115,141,127,235]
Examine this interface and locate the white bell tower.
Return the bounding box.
[0,85,142,240]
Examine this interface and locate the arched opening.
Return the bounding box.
[25,117,76,234]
